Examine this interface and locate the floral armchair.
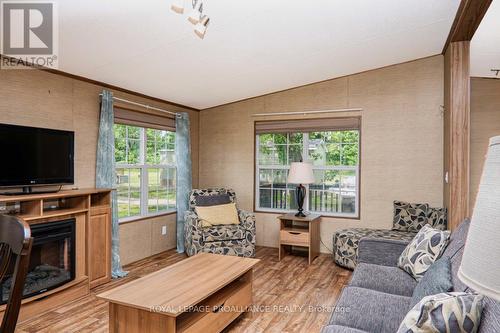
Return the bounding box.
[184,188,256,258]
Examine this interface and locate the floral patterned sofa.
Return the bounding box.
[333,201,447,269]
[184,188,256,257]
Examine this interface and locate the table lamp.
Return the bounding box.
[458,136,500,301]
[287,162,315,217]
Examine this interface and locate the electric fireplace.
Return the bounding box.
[1,218,75,304]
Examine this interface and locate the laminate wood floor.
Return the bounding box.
[16,247,351,333]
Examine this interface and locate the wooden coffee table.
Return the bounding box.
[98,253,260,333]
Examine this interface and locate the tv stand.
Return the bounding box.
[0,188,112,322]
[1,186,61,196]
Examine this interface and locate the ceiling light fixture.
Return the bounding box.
[170,0,185,14]
[170,0,210,39]
[187,0,203,24]
[194,16,210,39]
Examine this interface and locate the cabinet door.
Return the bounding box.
[88,207,111,288]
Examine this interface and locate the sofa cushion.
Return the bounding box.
[350,263,417,297]
[450,251,469,292]
[442,218,470,259]
[194,194,231,206]
[189,188,236,209]
[321,325,369,333]
[200,239,255,257]
[427,207,447,230]
[328,287,411,333]
[202,224,246,242]
[440,218,470,292]
[397,292,484,333]
[398,225,451,281]
[478,296,500,333]
[410,257,453,308]
[392,201,429,232]
[195,203,240,227]
[334,228,416,270]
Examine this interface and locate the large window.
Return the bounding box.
[255,119,360,217]
[114,124,176,221]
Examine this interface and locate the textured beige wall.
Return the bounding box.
[470,78,500,212]
[0,68,199,264]
[199,56,444,252]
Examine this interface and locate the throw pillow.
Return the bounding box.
[195,202,240,227]
[428,207,448,231]
[398,225,451,281]
[410,257,453,308]
[195,194,231,207]
[397,292,484,333]
[393,201,429,232]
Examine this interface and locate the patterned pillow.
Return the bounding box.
[393,201,429,232]
[428,207,448,231]
[398,225,451,281]
[397,292,484,333]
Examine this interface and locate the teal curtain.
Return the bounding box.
[176,112,192,253]
[96,90,127,278]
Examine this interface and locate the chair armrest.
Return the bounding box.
[238,210,255,231]
[358,238,411,267]
[184,210,203,229]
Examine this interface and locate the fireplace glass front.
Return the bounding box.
[1,218,75,304]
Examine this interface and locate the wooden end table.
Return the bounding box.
[278,213,321,265]
[98,253,259,333]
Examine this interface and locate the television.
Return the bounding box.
[0,123,74,192]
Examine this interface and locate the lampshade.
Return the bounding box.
[287,162,314,184]
[458,136,500,301]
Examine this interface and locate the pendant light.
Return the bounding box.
[188,0,203,24]
[170,0,210,39]
[170,0,184,14]
[194,16,210,39]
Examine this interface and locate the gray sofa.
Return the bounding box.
[322,219,500,333]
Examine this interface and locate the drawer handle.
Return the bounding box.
[288,232,301,235]
[213,301,226,313]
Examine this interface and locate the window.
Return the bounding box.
[255,118,360,217]
[114,124,176,221]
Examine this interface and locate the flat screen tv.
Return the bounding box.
[0,123,74,192]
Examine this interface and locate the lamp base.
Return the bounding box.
[295,210,307,218]
[295,184,307,218]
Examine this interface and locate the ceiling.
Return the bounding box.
[471,0,500,79]
[58,0,461,109]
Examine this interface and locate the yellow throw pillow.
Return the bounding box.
[195,203,240,227]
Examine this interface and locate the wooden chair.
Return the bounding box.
[0,215,33,333]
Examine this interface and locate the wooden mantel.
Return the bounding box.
[0,188,112,322]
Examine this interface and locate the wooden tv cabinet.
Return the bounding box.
[0,188,112,322]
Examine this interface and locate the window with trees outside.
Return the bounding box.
[256,127,360,217]
[114,124,176,221]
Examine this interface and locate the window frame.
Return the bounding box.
[115,125,177,223]
[254,128,361,219]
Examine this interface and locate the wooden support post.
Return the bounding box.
[443,41,471,231]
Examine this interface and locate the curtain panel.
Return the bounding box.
[96,90,128,278]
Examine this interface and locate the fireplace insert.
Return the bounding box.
[1,218,75,304]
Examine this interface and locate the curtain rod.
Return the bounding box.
[100,94,180,116]
[251,108,362,117]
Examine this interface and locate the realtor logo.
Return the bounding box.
[1,1,58,69]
